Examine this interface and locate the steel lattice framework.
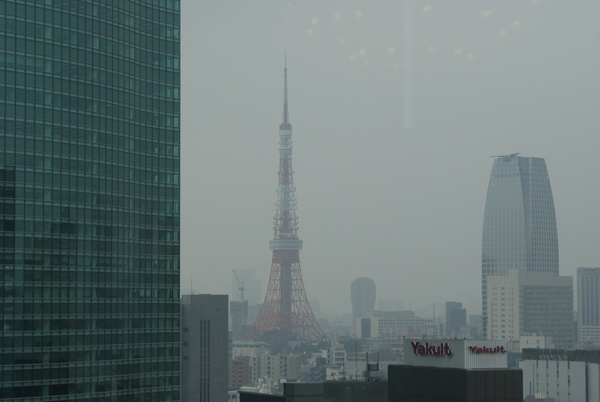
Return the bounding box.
[245,64,324,341]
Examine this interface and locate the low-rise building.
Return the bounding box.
[520,348,600,402]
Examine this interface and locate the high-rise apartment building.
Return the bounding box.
[180,295,228,402]
[350,277,376,320]
[482,155,573,348]
[1,1,180,400]
[577,267,600,347]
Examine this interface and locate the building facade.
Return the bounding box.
[487,269,573,349]
[482,155,559,318]
[578,267,600,347]
[520,349,600,402]
[181,294,229,402]
[350,277,376,321]
[481,155,574,348]
[445,301,466,337]
[1,1,180,400]
[394,339,522,402]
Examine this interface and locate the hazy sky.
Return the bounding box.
[180,1,600,317]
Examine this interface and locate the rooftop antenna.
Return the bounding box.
[281,51,290,127]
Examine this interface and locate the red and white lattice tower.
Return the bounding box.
[245,63,324,341]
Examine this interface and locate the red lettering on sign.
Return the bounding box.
[410,342,453,357]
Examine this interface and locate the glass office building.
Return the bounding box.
[1,1,180,400]
[481,155,558,318]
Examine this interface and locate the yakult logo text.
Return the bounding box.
[468,346,507,354]
[411,342,453,357]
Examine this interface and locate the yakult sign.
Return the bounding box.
[468,345,506,354]
[404,339,509,369]
[411,341,453,357]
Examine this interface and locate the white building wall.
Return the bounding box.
[487,270,520,341]
[519,360,595,402]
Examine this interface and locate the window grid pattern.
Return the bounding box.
[481,156,558,316]
[0,0,180,400]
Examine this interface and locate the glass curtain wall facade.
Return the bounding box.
[0,0,180,400]
[481,156,558,319]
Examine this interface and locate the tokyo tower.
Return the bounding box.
[245,63,324,341]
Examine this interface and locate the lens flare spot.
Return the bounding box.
[426,45,435,53]
[466,53,475,61]
[423,5,432,12]
[512,20,521,27]
[355,10,363,18]
[334,13,342,22]
[358,48,367,56]
[311,17,318,25]
[387,47,396,54]
[339,37,347,45]
[481,10,492,18]
[307,28,313,35]
[499,30,507,37]
[349,54,357,61]
[454,48,463,55]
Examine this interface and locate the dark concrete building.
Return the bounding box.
[388,365,523,402]
[240,381,388,402]
[351,277,376,320]
[445,301,467,337]
[181,294,229,402]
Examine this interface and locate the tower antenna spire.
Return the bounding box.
[281,53,290,128]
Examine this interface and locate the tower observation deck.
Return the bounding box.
[245,63,324,341]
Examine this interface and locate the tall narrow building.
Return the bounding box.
[577,267,600,347]
[350,277,376,320]
[181,295,228,402]
[245,63,324,341]
[1,1,180,400]
[481,155,559,317]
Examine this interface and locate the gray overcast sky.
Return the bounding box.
[180,1,600,317]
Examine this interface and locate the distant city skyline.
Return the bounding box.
[182,1,600,317]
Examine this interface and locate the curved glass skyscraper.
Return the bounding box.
[1,1,180,400]
[481,155,559,317]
